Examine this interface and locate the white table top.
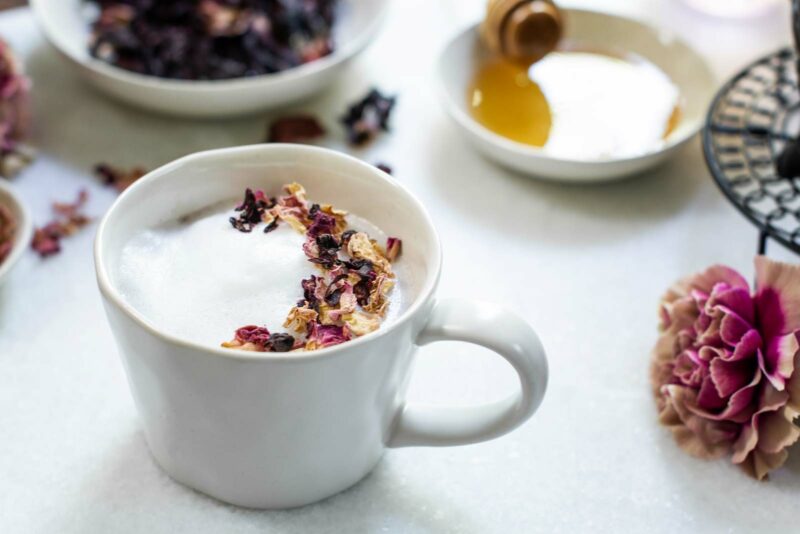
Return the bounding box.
[1,1,799,532]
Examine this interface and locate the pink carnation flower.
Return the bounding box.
[651,256,800,479]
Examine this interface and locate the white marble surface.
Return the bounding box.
[1,1,799,532]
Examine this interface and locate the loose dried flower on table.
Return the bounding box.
[31,190,92,258]
[341,89,396,146]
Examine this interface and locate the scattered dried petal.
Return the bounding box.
[341,88,396,146]
[375,163,392,175]
[95,163,148,193]
[386,237,402,262]
[267,115,326,143]
[31,190,91,258]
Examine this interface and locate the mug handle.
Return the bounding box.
[388,298,548,447]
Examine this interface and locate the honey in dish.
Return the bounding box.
[468,49,681,160]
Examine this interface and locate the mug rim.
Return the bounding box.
[94,144,443,363]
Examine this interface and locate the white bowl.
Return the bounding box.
[437,9,717,182]
[0,180,32,287]
[30,0,389,118]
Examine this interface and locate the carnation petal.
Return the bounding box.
[659,386,733,459]
[687,265,750,294]
[739,449,789,481]
[709,357,756,398]
[755,256,800,335]
[719,313,753,348]
[786,349,800,413]
[758,333,799,391]
[709,285,755,324]
[691,370,760,423]
[756,408,800,454]
[728,329,762,362]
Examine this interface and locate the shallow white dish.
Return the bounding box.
[437,9,717,182]
[0,180,32,288]
[29,0,388,118]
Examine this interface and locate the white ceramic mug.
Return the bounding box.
[94,144,549,509]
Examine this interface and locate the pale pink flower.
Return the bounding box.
[652,257,800,479]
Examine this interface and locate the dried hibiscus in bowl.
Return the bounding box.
[222,183,403,353]
[88,0,338,80]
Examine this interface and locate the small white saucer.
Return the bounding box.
[436,9,716,182]
[0,180,32,288]
[29,0,389,118]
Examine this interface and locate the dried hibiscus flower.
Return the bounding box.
[31,190,92,258]
[341,88,396,146]
[222,182,403,354]
[88,0,338,81]
[267,115,326,143]
[375,163,393,175]
[0,201,15,264]
[94,163,147,193]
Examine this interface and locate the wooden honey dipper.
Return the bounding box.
[480,0,563,64]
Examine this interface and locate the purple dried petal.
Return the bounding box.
[308,322,351,348]
[341,88,396,146]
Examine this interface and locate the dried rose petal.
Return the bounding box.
[306,322,351,350]
[95,163,148,193]
[267,116,326,143]
[341,89,396,146]
[31,190,91,258]
[236,325,271,347]
[386,237,402,262]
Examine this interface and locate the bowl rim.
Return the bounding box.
[0,179,33,284]
[436,9,718,167]
[94,144,443,363]
[29,0,390,92]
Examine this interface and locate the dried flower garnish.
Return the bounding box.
[229,188,276,233]
[0,38,33,178]
[88,0,337,80]
[223,182,403,353]
[375,163,393,175]
[221,325,297,353]
[31,190,92,258]
[94,163,147,193]
[341,89,396,146]
[651,257,800,480]
[0,202,15,264]
[267,115,326,143]
[386,237,402,262]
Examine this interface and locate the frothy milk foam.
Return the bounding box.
[115,202,403,348]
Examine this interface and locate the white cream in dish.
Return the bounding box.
[529,51,680,160]
[115,203,403,348]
